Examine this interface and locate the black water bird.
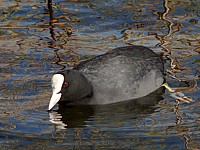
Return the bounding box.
[48,45,164,110]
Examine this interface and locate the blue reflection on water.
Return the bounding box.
[0,0,199,149]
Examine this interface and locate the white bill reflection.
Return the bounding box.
[49,111,67,130]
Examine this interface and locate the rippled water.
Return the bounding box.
[0,0,199,149]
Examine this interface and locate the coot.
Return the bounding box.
[48,45,164,110]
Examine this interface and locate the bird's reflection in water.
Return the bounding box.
[49,87,165,130]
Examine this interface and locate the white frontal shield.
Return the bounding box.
[48,74,64,110]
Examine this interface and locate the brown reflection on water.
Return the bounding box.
[154,1,199,149]
[0,0,199,149]
[157,0,198,91]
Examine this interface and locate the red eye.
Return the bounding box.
[64,82,69,87]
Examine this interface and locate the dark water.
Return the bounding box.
[0,0,199,149]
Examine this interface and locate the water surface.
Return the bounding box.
[0,0,199,149]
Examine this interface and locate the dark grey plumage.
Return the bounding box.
[54,45,164,105]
